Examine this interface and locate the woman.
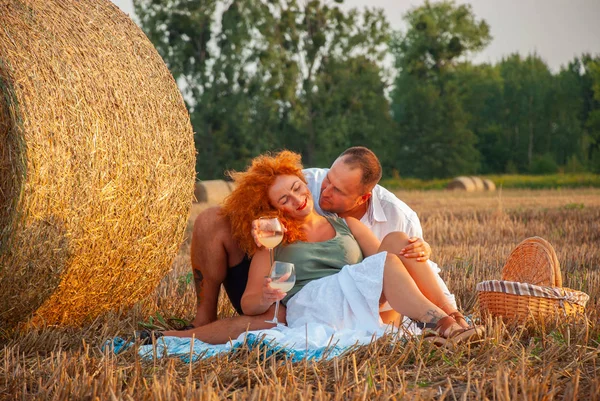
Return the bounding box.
[220,150,483,344]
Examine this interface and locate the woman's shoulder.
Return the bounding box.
[325,215,346,226]
[325,215,356,235]
[328,215,360,226]
[342,216,364,232]
[340,216,374,241]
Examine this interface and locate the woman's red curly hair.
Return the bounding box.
[220,150,308,256]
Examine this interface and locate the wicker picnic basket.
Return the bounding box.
[477,237,589,322]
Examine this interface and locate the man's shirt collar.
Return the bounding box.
[364,187,387,225]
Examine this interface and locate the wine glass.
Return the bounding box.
[256,217,284,268]
[265,261,296,326]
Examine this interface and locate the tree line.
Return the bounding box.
[134,0,600,179]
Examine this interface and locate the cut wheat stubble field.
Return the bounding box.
[1,188,599,400]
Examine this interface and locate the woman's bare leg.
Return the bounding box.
[380,253,450,325]
[380,310,402,327]
[379,253,486,343]
[379,232,466,326]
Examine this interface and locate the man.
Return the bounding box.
[303,147,455,325]
[161,147,455,343]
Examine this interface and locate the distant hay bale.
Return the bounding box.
[446,176,476,191]
[0,0,195,328]
[194,180,234,204]
[470,176,485,191]
[194,182,208,203]
[482,178,496,191]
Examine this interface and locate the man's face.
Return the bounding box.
[319,158,367,215]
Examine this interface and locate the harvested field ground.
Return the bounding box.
[1,188,599,400]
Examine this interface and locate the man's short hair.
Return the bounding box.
[338,147,382,192]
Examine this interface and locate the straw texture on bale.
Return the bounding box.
[194,180,234,204]
[0,0,196,328]
[482,178,496,191]
[446,176,476,191]
[469,176,485,191]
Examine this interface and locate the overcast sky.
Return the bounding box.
[111,0,600,72]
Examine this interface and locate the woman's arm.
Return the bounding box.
[345,217,381,257]
[241,248,286,315]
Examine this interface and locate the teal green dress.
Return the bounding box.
[274,216,363,305]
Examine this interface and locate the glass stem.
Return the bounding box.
[273,300,280,324]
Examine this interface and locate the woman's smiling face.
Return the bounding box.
[268,174,313,219]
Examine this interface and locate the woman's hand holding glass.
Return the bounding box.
[264,261,296,326]
[261,276,286,305]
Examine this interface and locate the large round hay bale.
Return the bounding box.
[0,0,196,328]
[446,176,476,191]
[470,176,485,191]
[482,178,496,191]
[194,180,233,204]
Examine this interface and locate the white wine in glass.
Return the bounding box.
[258,235,284,249]
[257,216,283,268]
[265,261,296,326]
[268,281,295,292]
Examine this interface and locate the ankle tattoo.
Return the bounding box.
[421,309,445,323]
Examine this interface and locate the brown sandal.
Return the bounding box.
[448,311,469,328]
[423,316,484,346]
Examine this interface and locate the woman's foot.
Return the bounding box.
[448,311,470,329]
[423,315,484,346]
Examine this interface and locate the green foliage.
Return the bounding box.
[380,177,451,190]
[135,0,393,178]
[382,173,600,191]
[498,54,554,171]
[505,160,519,174]
[550,58,588,166]
[587,58,600,171]
[390,1,488,179]
[389,1,600,179]
[565,155,587,173]
[133,0,600,179]
[488,174,600,189]
[561,203,585,210]
[177,272,193,296]
[393,1,491,78]
[138,311,191,331]
[529,153,559,175]
[454,63,507,173]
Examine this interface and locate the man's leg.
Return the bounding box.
[163,304,287,344]
[190,207,246,328]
